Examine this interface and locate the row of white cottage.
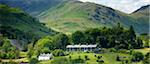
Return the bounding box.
[38,44,97,61]
[66,44,98,51]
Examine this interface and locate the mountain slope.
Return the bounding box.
[0,0,149,34]
[0,0,66,16]
[130,5,150,34]
[39,0,149,34]
[0,4,57,50]
[131,5,149,21]
[132,5,150,16]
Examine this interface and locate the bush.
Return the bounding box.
[0,52,5,58]
[116,55,121,61]
[52,49,65,56]
[0,52,16,59]
[94,55,97,57]
[131,51,144,62]
[97,56,102,60]
[29,58,39,64]
[84,55,90,60]
[96,55,103,63]
[109,48,117,52]
[97,59,104,63]
[85,51,91,53]
[143,52,150,64]
[69,55,71,59]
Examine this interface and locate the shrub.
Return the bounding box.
[52,49,65,56]
[99,60,104,63]
[143,52,150,64]
[94,55,97,57]
[116,55,121,61]
[131,51,144,62]
[97,56,102,60]
[109,48,117,52]
[97,55,103,63]
[84,55,90,60]
[29,58,39,64]
[97,59,104,63]
[0,52,5,58]
[85,51,91,53]
[69,55,71,59]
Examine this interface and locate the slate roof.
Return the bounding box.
[66,45,97,48]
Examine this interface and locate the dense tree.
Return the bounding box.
[0,35,19,59]
[70,23,143,49]
[128,25,136,41]
[34,33,69,56]
[84,28,101,44]
[127,25,137,49]
[33,36,53,56]
[97,37,108,48]
[72,31,85,44]
[35,36,53,49]
[135,38,143,48]
[52,33,69,49]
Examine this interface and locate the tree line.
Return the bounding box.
[71,23,144,49]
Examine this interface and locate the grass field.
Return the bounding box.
[39,48,150,64]
[1,48,149,64]
[38,53,137,64]
[38,52,132,64]
[134,48,150,54]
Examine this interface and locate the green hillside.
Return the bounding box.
[0,0,149,34]
[39,1,149,34]
[0,4,57,50]
[0,0,66,16]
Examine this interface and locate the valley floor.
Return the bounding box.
[1,48,149,64]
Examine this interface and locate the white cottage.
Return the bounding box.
[38,53,53,61]
[66,44,97,51]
